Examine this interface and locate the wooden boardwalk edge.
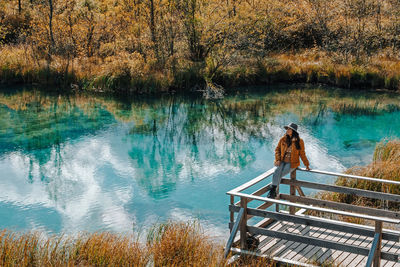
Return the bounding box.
[226,167,400,266]
[230,247,319,267]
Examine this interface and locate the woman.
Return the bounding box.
[267,123,311,199]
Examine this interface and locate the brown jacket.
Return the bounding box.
[274,136,310,169]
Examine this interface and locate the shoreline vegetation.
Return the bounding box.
[312,139,400,226]
[0,222,272,267]
[318,139,400,213]
[1,0,400,94]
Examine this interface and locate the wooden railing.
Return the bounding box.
[225,167,400,266]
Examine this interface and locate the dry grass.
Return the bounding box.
[2,0,400,93]
[0,230,149,266]
[261,51,400,90]
[1,44,400,93]
[0,221,275,267]
[147,221,275,266]
[215,49,400,91]
[147,221,225,266]
[334,139,400,208]
[316,139,400,220]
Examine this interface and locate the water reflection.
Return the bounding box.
[125,98,272,198]
[0,87,399,234]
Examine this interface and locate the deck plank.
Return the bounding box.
[261,222,302,256]
[263,231,300,257]
[289,226,326,264]
[297,226,356,265]
[321,230,356,266]
[275,229,318,263]
[336,233,370,266]
[314,229,344,265]
[350,234,374,266]
[257,221,291,252]
[291,227,334,264]
[377,240,394,267]
[275,224,315,260]
[300,227,337,264]
[272,224,313,259]
[285,231,326,259]
[231,214,400,266]
[256,221,287,252]
[382,240,400,267]
[289,227,325,263]
[335,233,367,266]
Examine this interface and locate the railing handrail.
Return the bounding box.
[280,178,400,202]
[227,167,276,195]
[227,167,400,195]
[227,191,400,224]
[297,167,400,186]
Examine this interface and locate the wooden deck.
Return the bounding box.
[225,167,400,266]
[238,219,400,266]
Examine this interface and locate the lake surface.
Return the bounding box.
[0,85,399,239]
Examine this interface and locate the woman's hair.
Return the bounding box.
[285,131,301,149]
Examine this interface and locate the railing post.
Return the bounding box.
[275,191,280,212]
[275,186,280,212]
[373,221,382,267]
[230,195,234,233]
[289,170,296,215]
[240,197,248,250]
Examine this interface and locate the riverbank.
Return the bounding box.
[0,221,272,267]
[1,46,399,94]
[1,0,400,95]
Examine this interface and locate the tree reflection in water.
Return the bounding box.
[1,87,400,198]
[0,86,399,232]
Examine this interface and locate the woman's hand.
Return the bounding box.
[274,161,281,166]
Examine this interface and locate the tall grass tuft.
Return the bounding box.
[148,221,225,266]
[71,232,149,266]
[0,230,149,266]
[0,221,275,266]
[320,139,400,210]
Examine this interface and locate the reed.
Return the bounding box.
[318,139,400,211]
[213,51,400,92]
[1,45,400,94]
[0,230,149,266]
[0,221,275,266]
[147,221,223,266]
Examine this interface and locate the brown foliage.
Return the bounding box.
[319,139,400,212]
[1,0,400,91]
[0,221,276,266]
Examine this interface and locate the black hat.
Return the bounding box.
[284,123,298,133]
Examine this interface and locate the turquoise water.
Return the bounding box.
[0,86,399,238]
